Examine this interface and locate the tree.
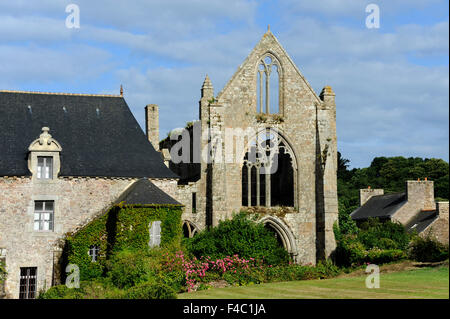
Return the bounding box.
[337,154,449,216]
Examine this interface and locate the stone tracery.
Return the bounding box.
[242,128,297,207]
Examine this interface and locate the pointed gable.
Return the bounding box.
[216,30,321,107]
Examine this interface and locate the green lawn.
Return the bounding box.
[178,266,449,299]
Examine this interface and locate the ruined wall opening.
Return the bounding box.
[182,220,199,238]
[264,223,284,248]
[242,129,296,207]
[260,217,297,258]
[270,147,294,206]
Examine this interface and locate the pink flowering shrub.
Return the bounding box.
[162,251,267,291]
[160,250,341,292]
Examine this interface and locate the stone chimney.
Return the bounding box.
[319,85,335,109]
[406,180,435,211]
[437,201,449,217]
[145,104,159,151]
[359,187,384,206]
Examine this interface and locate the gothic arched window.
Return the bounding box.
[257,54,281,114]
[242,129,296,207]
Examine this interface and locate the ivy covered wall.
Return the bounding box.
[61,203,183,281]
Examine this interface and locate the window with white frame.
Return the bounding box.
[37,156,53,180]
[149,221,161,247]
[34,201,54,231]
[88,245,100,262]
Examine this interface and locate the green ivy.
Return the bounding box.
[0,258,6,285]
[184,212,290,265]
[62,204,182,281]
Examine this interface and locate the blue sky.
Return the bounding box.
[0,0,448,168]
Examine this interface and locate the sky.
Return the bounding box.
[0,0,448,168]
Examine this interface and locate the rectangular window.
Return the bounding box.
[19,267,37,299]
[37,156,53,179]
[88,245,100,262]
[149,221,161,247]
[34,201,54,231]
[192,192,197,214]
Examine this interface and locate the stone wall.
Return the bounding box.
[422,201,449,244]
[174,30,339,265]
[0,176,177,298]
[176,182,205,232]
[145,104,160,151]
[359,188,384,206]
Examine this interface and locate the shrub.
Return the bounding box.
[409,235,449,262]
[125,281,176,299]
[106,249,157,289]
[335,232,408,267]
[264,261,341,283]
[358,218,410,250]
[366,248,406,264]
[184,212,290,266]
[313,260,342,279]
[159,269,186,293]
[39,284,82,299]
[335,235,367,266]
[39,279,126,299]
[334,205,359,242]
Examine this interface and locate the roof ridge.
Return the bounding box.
[0,90,122,98]
[373,191,406,197]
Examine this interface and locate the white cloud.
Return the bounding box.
[0,1,447,168]
[0,44,112,86]
[279,0,443,17]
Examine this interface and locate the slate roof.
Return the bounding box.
[116,179,182,206]
[350,192,407,221]
[0,91,178,178]
[405,210,438,234]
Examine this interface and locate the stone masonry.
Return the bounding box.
[392,180,436,225]
[356,180,448,244]
[421,201,449,244]
[156,30,339,264]
[0,176,177,298]
[360,188,384,206]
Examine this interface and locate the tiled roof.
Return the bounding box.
[405,210,438,234]
[350,192,407,221]
[0,91,178,178]
[116,179,182,206]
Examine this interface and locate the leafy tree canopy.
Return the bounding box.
[337,153,449,216]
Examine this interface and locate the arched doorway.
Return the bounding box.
[259,216,297,258]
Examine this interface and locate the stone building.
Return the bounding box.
[0,91,180,298]
[153,29,339,264]
[0,29,340,298]
[351,180,449,244]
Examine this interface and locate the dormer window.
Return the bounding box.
[37,156,53,180]
[28,127,62,182]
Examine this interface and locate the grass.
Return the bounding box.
[178,265,449,299]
